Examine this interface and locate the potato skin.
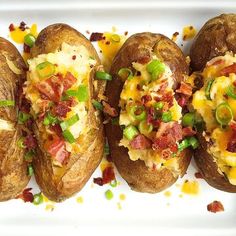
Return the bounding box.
[190,14,236,71]
[105,33,191,193]
[31,24,105,202]
[0,37,30,201]
[190,14,236,192]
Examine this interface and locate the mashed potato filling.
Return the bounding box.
[25,43,97,160]
[119,56,185,175]
[192,53,236,185]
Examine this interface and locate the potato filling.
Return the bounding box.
[25,43,97,165]
[119,56,196,175]
[191,53,236,185]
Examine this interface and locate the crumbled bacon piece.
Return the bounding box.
[211,59,224,66]
[220,63,236,76]
[147,107,161,127]
[50,124,63,137]
[52,101,71,118]
[9,23,15,31]
[19,21,27,31]
[102,101,118,117]
[176,82,192,97]
[24,134,37,149]
[72,55,76,60]
[137,55,151,64]
[226,131,236,153]
[102,166,115,184]
[93,177,103,186]
[130,134,152,150]
[182,127,196,138]
[158,81,168,93]
[177,94,188,107]
[194,172,203,179]
[141,95,152,104]
[62,72,77,91]
[23,43,30,53]
[207,201,224,213]
[90,32,103,42]
[16,188,34,203]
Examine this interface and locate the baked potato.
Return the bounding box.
[25,24,105,202]
[105,33,195,193]
[0,37,30,201]
[190,14,236,192]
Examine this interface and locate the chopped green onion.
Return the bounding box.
[110,179,117,187]
[162,111,172,123]
[215,102,233,126]
[63,129,76,143]
[17,137,25,148]
[105,189,114,200]
[182,112,195,127]
[111,34,120,43]
[43,112,58,126]
[0,100,15,107]
[138,120,153,136]
[92,99,103,110]
[36,61,55,78]
[118,68,133,81]
[33,193,43,205]
[24,150,35,161]
[66,85,88,102]
[60,114,79,131]
[146,60,165,80]
[178,139,190,152]
[18,111,31,124]
[27,165,34,176]
[104,143,110,155]
[123,125,139,140]
[188,136,199,149]
[95,71,112,81]
[205,79,214,100]
[24,33,36,48]
[130,105,147,121]
[154,101,164,110]
[226,85,236,99]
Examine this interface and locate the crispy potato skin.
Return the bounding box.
[190,14,236,192]
[31,24,105,202]
[190,14,236,71]
[105,33,191,193]
[0,37,30,201]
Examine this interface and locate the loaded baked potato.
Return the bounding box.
[105,33,196,193]
[190,14,236,192]
[25,24,105,202]
[0,37,30,201]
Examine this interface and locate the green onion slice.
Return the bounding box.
[215,102,233,126]
[66,85,88,102]
[118,68,133,81]
[63,129,76,143]
[24,33,36,48]
[226,85,236,99]
[146,60,165,80]
[138,120,153,136]
[129,105,147,121]
[182,112,195,127]
[205,79,214,100]
[92,99,103,111]
[36,61,55,78]
[105,189,114,200]
[110,179,117,188]
[24,150,35,161]
[18,111,31,124]
[123,125,139,140]
[95,71,112,81]
[162,111,172,123]
[17,137,26,148]
[178,139,190,152]
[0,100,15,107]
[33,193,43,205]
[154,101,164,110]
[43,112,58,126]
[27,165,34,176]
[188,136,199,149]
[60,114,79,131]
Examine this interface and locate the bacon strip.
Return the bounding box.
[130,134,152,149]
[176,81,192,97]
[220,63,236,76]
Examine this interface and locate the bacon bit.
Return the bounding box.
[23,134,37,149]
[19,21,27,31]
[147,107,161,127]
[194,172,203,179]
[220,63,236,76]
[93,177,103,186]
[90,32,104,42]
[102,166,115,184]
[52,101,71,118]
[45,136,69,164]
[72,55,76,60]
[141,95,152,104]
[9,23,15,31]
[226,131,236,153]
[177,94,188,107]
[124,31,128,36]
[86,30,90,35]
[130,134,152,150]
[137,55,151,64]
[162,92,174,107]
[50,124,63,137]
[102,101,118,117]
[62,72,77,91]
[171,32,179,42]
[159,81,168,93]
[207,201,224,213]
[230,121,236,131]
[176,82,192,97]
[182,127,196,138]
[17,188,34,203]
[36,76,63,102]
[23,43,30,53]
[162,148,174,159]
[211,59,224,66]
[105,41,110,45]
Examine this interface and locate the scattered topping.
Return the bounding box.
[176,82,192,97]
[110,179,117,187]
[207,201,224,213]
[60,114,79,131]
[220,63,236,76]
[105,189,114,200]
[215,103,233,126]
[118,68,133,81]
[27,165,34,176]
[182,112,195,127]
[93,165,115,186]
[95,71,112,81]
[36,61,56,78]
[130,134,152,149]
[17,188,34,203]
[205,79,214,100]
[194,172,203,179]
[182,25,197,41]
[89,32,104,42]
[181,180,200,195]
[92,99,103,111]
[76,196,84,204]
[23,134,37,149]
[123,125,139,141]
[119,194,126,201]
[63,129,76,143]
[164,191,171,197]
[0,100,15,107]
[33,193,44,205]
[24,33,36,48]
[102,101,118,117]
[45,204,55,211]
[9,23,15,32]
[146,59,165,80]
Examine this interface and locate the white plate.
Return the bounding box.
[0,1,236,236]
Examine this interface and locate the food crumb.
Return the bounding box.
[179,194,183,198]
[207,201,224,213]
[45,204,55,211]
[171,32,179,42]
[195,172,203,179]
[119,193,126,201]
[112,26,117,32]
[182,25,197,41]
[86,30,90,35]
[117,202,122,210]
[181,180,200,195]
[164,191,172,197]
[124,31,128,36]
[76,196,84,204]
